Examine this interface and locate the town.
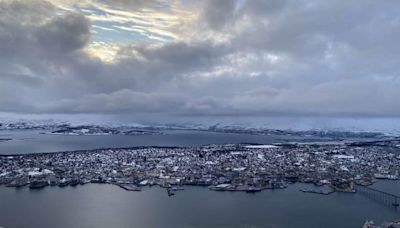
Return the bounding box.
[1,142,400,194]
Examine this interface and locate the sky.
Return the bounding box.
[1,0,400,118]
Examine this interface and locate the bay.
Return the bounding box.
[0,130,304,155]
[0,182,398,228]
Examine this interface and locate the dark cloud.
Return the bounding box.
[0,0,400,117]
[36,13,90,54]
[0,0,91,78]
[201,0,238,30]
[0,1,90,56]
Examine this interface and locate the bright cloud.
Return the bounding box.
[1,0,400,117]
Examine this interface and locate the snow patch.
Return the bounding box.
[245,145,279,149]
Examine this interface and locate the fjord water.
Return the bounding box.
[0,130,304,155]
[2,116,400,154]
[1,128,399,227]
[0,181,399,228]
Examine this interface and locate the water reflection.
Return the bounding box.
[0,182,399,228]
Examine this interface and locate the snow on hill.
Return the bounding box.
[1,113,400,136]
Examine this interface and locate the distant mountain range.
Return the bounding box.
[0,117,395,140]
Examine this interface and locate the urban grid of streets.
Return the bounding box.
[1,141,400,193]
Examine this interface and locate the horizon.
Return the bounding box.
[2,112,400,135]
[1,2,400,227]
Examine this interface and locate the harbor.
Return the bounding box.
[0,181,399,228]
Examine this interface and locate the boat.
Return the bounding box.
[69,179,80,187]
[171,186,184,191]
[58,179,70,187]
[246,187,262,193]
[300,188,334,195]
[29,180,49,189]
[167,188,175,196]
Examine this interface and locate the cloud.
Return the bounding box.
[0,0,400,118]
[36,13,90,54]
[102,0,158,10]
[200,0,238,30]
[0,0,91,75]
[43,89,186,113]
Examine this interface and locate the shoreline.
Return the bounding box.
[0,180,383,195]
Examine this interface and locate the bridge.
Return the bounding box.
[356,185,400,209]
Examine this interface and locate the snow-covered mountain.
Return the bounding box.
[1,114,400,137]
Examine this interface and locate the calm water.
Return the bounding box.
[0,182,399,228]
[0,130,306,155]
[1,130,398,227]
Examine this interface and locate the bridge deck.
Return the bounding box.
[356,185,400,208]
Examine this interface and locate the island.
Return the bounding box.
[1,141,400,193]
